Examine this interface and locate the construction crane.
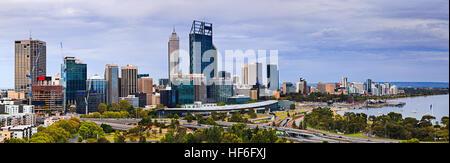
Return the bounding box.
[26,45,43,105]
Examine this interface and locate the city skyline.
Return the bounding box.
[0,0,449,89]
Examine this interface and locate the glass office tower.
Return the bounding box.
[61,57,87,107]
[189,20,218,79]
[105,63,119,104]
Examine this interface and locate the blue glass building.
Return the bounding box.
[61,57,87,106]
[160,89,176,108]
[189,20,217,79]
[171,81,194,105]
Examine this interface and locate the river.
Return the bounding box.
[337,94,449,124]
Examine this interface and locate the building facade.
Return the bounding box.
[248,62,262,86]
[138,77,153,105]
[120,64,138,97]
[105,63,119,104]
[31,76,63,117]
[169,28,180,82]
[267,64,279,91]
[15,39,46,93]
[189,20,218,79]
[61,57,87,106]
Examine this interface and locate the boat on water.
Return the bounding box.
[411,110,417,113]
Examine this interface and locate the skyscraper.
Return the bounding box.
[31,76,63,117]
[168,28,180,82]
[14,39,46,93]
[120,64,138,97]
[86,75,107,104]
[341,77,348,88]
[296,78,308,94]
[365,79,372,95]
[105,63,119,104]
[138,77,153,105]
[248,62,262,86]
[76,75,106,114]
[267,64,279,91]
[61,57,87,106]
[241,64,248,85]
[189,20,217,79]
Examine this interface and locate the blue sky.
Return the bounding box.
[0,0,448,89]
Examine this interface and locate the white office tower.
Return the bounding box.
[341,77,348,88]
[390,85,398,95]
[248,62,262,86]
[241,64,248,85]
[267,64,279,91]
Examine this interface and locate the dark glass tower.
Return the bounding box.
[189,20,217,79]
[61,57,87,107]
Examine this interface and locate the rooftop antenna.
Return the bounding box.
[29,29,32,40]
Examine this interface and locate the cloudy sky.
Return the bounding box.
[0,0,448,88]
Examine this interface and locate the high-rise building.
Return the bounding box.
[52,73,61,85]
[232,75,239,85]
[14,39,46,93]
[341,77,348,88]
[160,89,176,108]
[296,78,308,94]
[317,82,327,93]
[365,79,372,95]
[31,76,63,117]
[207,78,233,103]
[267,64,279,91]
[86,75,107,104]
[61,57,87,106]
[218,71,231,79]
[138,77,153,105]
[189,20,218,79]
[325,84,335,94]
[169,28,180,82]
[159,78,169,88]
[120,64,138,97]
[105,63,119,104]
[75,75,106,114]
[248,62,262,86]
[282,82,295,95]
[241,64,248,85]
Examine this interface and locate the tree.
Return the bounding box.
[221,133,243,143]
[78,121,105,140]
[203,126,224,143]
[119,100,131,111]
[248,108,257,119]
[100,124,114,133]
[110,102,120,111]
[173,114,180,120]
[97,103,107,114]
[441,116,449,129]
[184,112,195,122]
[290,104,296,110]
[400,138,420,143]
[139,135,147,143]
[97,136,110,143]
[114,132,126,143]
[4,138,27,143]
[217,102,226,106]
